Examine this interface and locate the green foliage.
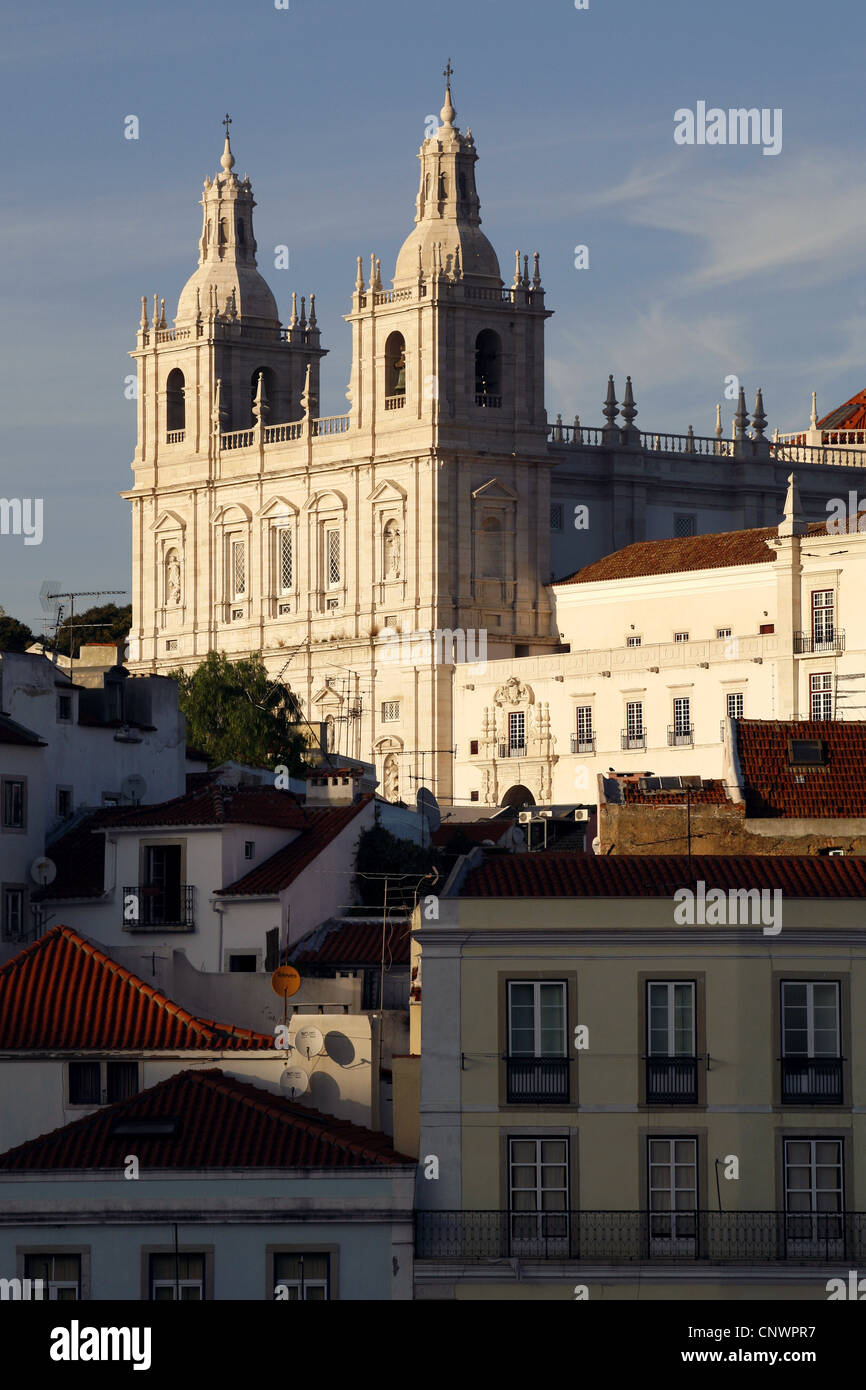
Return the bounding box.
[353,823,439,907]
[0,607,34,653]
[171,651,306,772]
[54,603,132,659]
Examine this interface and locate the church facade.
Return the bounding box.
[125,80,866,808]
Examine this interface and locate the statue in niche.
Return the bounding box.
[384,520,401,578]
[384,752,399,802]
[166,550,182,606]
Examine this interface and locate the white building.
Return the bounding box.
[451,476,866,808]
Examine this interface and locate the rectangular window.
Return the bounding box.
[717,627,732,640]
[2,779,25,830]
[781,981,842,1103]
[381,701,400,723]
[625,701,644,748]
[278,527,293,594]
[150,1253,205,1301]
[674,515,696,538]
[648,1138,697,1249]
[674,631,689,643]
[509,1137,569,1253]
[326,528,341,587]
[3,887,25,941]
[671,696,692,744]
[550,503,564,531]
[228,954,257,973]
[509,711,525,753]
[244,841,255,860]
[165,638,178,651]
[231,538,246,598]
[273,1253,330,1301]
[726,691,744,720]
[646,981,697,1104]
[626,635,641,648]
[24,1254,81,1301]
[812,590,835,648]
[57,694,72,722]
[469,739,479,756]
[810,672,833,720]
[69,1061,138,1106]
[56,787,72,819]
[759,622,774,634]
[507,981,567,1057]
[784,1139,843,1254]
[470,790,479,802]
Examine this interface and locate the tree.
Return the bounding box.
[0,607,34,653]
[172,651,306,771]
[352,824,439,908]
[53,603,132,659]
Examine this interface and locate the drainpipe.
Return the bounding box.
[211,900,227,972]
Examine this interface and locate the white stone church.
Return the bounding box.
[125,76,866,809]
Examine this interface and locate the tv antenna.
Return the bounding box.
[46,589,128,673]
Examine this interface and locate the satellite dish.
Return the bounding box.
[416,787,441,832]
[121,774,147,803]
[280,1068,309,1097]
[30,856,57,887]
[293,1025,323,1059]
[271,965,302,998]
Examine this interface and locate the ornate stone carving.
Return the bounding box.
[493,676,534,707]
[166,549,182,606]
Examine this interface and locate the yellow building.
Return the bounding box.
[410,851,866,1299]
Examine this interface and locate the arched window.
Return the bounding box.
[384,332,406,401]
[480,516,502,577]
[438,173,448,200]
[166,369,185,434]
[501,784,535,810]
[218,219,227,245]
[250,367,277,425]
[236,218,245,246]
[475,330,501,405]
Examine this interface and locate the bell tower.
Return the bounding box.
[345,68,551,456]
[130,118,325,469]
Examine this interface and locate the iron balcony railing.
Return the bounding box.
[476,393,502,408]
[123,885,195,931]
[506,1057,570,1104]
[498,743,527,759]
[570,733,596,754]
[646,1056,698,1104]
[667,724,694,747]
[793,630,845,655]
[621,730,646,751]
[781,1057,844,1105]
[415,1210,860,1263]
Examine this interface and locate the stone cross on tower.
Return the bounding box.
[222,112,232,139]
[443,59,453,83]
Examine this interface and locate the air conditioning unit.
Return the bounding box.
[573,809,589,822]
[538,810,553,819]
[518,811,533,824]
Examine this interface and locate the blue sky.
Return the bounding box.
[2,0,866,630]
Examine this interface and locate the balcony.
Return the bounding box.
[384,394,406,411]
[667,724,694,747]
[646,1056,698,1104]
[122,885,195,931]
[415,1210,857,1263]
[506,1057,570,1104]
[781,1057,844,1105]
[621,730,646,751]
[571,733,596,754]
[794,630,845,655]
[475,393,502,408]
[498,743,527,759]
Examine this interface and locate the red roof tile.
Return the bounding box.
[291,917,411,967]
[817,388,866,433]
[620,780,730,806]
[460,852,866,898]
[736,719,866,818]
[106,784,307,831]
[0,927,275,1050]
[0,1068,414,1170]
[220,797,371,896]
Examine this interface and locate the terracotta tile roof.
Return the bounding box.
[0,712,45,746]
[736,719,866,818]
[460,852,866,898]
[620,779,730,806]
[431,820,512,847]
[291,917,411,967]
[818,388,866,433]
[106,784,307,831]
[0,1068,414,1170]
[0,926,275,1051]
[220,797,371,896]
[38,809,131,901]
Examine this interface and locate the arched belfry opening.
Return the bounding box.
[475,330,501,405]
[166,369,185,435]
[385,332,406,402]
